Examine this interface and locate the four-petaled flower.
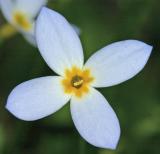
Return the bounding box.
[6,7,153,149]
[0,0,47,46]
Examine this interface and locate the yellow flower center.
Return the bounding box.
[62,66,94,98]
[13,11,32,31]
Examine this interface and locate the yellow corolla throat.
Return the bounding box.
[12,11,32,31]
[62,66,94,98]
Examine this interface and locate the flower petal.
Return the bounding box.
[16,0,47,17]
[36,7,84,76]
[84,40,152,87]
[6,76,71,121]
[71,24,81,36]
[23,31,36,46]
[70,88,120,149]
[0,0,13,22]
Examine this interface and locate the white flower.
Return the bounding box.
[0,0,81,45]
[6,7,153,149]
[0,0,47,46]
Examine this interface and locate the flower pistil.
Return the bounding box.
[62,66,94,98]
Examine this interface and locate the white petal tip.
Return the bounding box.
[91,123,120,149]
[36,7,48,21]
[103,144,118,150]
[5,103,24,121]
[107,140,119,150]
[139,41,153,65]
[5,101,32,121]
[71,24,81,35]
[145,44,153,55]
[128,39,153,53]
[86,133,120,150]
[94,131,120,150]
[39,6,57,17]
[40,6,48,13]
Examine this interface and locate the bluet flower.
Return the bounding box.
[6,7,153,149]
[0,0,80,46]
[0,0,47,45]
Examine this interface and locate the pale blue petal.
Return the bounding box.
[36,7,84,76]
[85,40,152,87]
[71,88,120,149]
[6,76,71,121]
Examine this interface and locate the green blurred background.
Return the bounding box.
[0,0,160,154]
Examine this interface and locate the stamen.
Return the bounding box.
[71,75,84,89]
[13,12,31,31]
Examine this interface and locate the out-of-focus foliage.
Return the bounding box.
[0,0,160,154]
